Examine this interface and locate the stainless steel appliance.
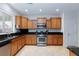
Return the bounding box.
[37,34,47,46]
[36,23,48,46]
[37,23,46,28]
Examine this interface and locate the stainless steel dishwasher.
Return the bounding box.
[0,43,10,56]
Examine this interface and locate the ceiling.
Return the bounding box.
[8,3,79,16]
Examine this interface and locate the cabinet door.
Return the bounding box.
[57,35,63,45]
[28,20,33,29]
[19,38,22,49]
[51,18,57,29]
[47,35,53,45]
[11,39,18,56]
[21,16,28,29]
[31,35,36,45]
[26,35,32,45]
[46,19,51,29]
[56,18,61,29]
[51,17,61,29]
[26,35,36,45]
[52,35,58,45]
[15,16,21,29]
[17,38,21,50]
[22,36,25,46]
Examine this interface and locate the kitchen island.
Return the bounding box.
[67,46,79,56]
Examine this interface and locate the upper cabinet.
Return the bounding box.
[15,16,28,29]
[50,17,61,29]
[46,19,51,29]
[27,20,33,29]
[28,20,37,29]
[21,16,28,29]
[15,16,61,29]
[15,16,21,29]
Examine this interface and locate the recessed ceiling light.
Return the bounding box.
[56,9,59,12]
[25,9,28,12]
[40,9,42,12]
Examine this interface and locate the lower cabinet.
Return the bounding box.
[57,35,63,45]
[47,35,63,45]
[47,35,53,45]
[10,38,18,56]
[26,35,36,45]
[10,35,26,56]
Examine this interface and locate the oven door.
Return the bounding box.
[37,37,47,44]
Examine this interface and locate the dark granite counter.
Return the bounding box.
[27,32,63,35]
[0,32,26,47]
[67,46,79,56]
[0,29,63,47]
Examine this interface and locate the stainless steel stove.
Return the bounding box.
[37,34,47,46]
[36,23,48,46]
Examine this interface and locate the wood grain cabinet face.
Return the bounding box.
[26,35,36,45]
[15,16,21,29]
[47,35,53,45]
[10,35,26,56]
[47,35,63,45]
[51,17,61,29]
[28,20,33,29]
[21,16,28,29]
[15,16,28,29]
[57,35,63,45]
[10,39,18,56]
[46,19,51,29]
[52,35,58,45]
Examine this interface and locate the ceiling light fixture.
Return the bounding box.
[25,9,28,12]
[56,9,59,12]
[40,9,42,12]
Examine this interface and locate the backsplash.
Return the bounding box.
[28,29,61,32]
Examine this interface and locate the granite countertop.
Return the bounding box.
[0,32,25,47]
[0,31,63,47]
[67,46,79,56]
[27,32,63,35]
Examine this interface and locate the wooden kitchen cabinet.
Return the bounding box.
[47,35,58,45]
[57,35,63,45]
[46,19,51,29]
[52,35,58,45]
[15,16,28,29]
[47,35,63,45]
[21,16,28,29]
[10,35,26,56]
[28,20,33,29]
[47,35,53,45]
[51,17,61,29]
[31,35,37,45]
[26,35,36,45]
[10,38,18,56]
[15,16,22,29]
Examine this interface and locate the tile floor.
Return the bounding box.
[16,46,69,56]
